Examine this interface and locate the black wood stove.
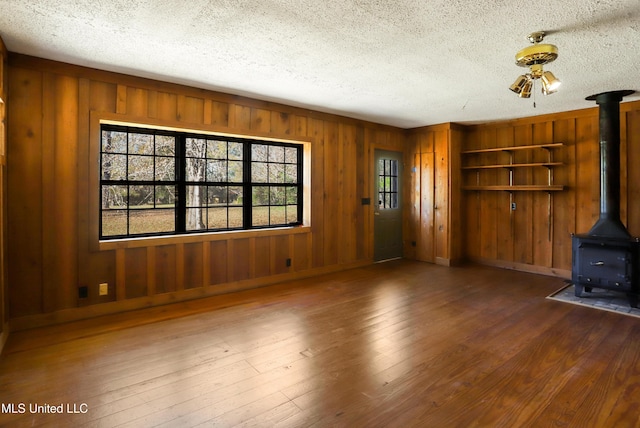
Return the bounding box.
[572,90,640,308]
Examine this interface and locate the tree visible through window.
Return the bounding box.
[100,125,303,239]
[378,158,398,209]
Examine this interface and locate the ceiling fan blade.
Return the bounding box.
[544,6,640,35]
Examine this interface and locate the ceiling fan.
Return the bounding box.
[509,31,561,99]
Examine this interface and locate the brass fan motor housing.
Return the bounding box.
[515,43,558,67]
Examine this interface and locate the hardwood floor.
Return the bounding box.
[1,260,639,427]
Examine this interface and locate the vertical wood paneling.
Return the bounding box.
[418,152,434,262]
[271,111,291,135]
[5,55,405,326]
[115,249,126,300]
[434,130,448,261]
[552,118,575,270]
[408,125,460,266]
[124,248,147,299]
[459,106,639,276]
[202,241,210,288]
[147,90,158,119]
[232,239,251,281]
[203,99,211,125]
[495,126,514,262]
[209,241,228,285]
[8,67,44,317]
[532,122,553,267]
[231,104,251,130]
[448,126,463,263]
[273,235,290,275]
[175,243,185,292]
[1,39,7,331]
[309,118,325,268]
[575,115,599,233]
[79,79,95,301]
[178,96,204,123]
[295,115,307,138]
[355,126,366,261]
[53,75,79,309]
[155,245,177,294]
[156,92,178,121]
[211,101,229,126]
[251,108,271,133]
[7,52,640,327]
[89,81,117,112]
[116,84,126,114]
[403,139,419,260]
[41,73,56,312]
[254,236,271,278]
[74,78,91,303]
[340,124,357,263]
[323,122,339,266]
[126,87,148,117]
[480,128,498,261]
[88,251,116,303]
[416,132,435,262]
[512,125,533,264]
[183,243,203,289]
[293,234,310,271]
[626,110,640,235]
[146,246,156,295]
[620,109,628,225]
[465,192,481,260]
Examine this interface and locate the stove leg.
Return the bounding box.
[575,284,584,297]
[628,293,638,308]
[585,286,593,293]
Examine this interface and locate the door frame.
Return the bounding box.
[372,148,404,261]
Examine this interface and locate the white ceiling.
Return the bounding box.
[1,0,640,128]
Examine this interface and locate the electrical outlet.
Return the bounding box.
[99,283,109,296]
[286,258,292,267]
[78,286,88,299]
[511,202,517,211]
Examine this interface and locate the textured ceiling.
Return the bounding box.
[1,0,640,128]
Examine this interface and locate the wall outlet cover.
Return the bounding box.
[99,283,109,296]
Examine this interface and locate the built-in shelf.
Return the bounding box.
[462,185,564,192]
[462,162,563,170]
[461,143,564,155]
[462,142,564,192]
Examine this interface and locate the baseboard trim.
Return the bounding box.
[468,257,571,280]
[9,260,372,332]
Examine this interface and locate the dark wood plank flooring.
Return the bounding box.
[1,260,639,427]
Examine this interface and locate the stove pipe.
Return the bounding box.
[585,90,635,239]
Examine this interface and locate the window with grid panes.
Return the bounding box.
[99,124,303,239]
[378,158,399,209]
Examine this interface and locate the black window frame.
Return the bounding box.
[99,124,304,240]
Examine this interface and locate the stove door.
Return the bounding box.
[578,244,631,287]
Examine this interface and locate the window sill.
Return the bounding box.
[96,225,311,251]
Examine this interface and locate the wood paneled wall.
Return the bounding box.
[7,54,404,329]
[8,51,640,331]
[404,123,463,266]
[460,101,640,277]
[0,36,8,349]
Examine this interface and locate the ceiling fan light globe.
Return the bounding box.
[510,75,529,94]
[519,79,533,98]
[541,71,561,94]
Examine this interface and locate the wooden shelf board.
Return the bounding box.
[461,142,564,154]
[462,162,563,170]
[463,185,564,191]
